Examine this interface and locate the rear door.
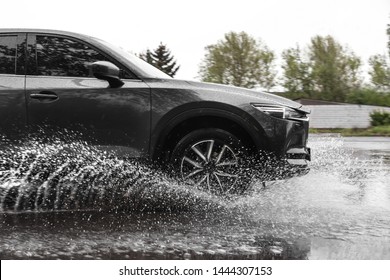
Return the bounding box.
[0,33,27,143]
[24,33,151,157]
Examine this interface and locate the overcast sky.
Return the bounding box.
[1,0,389,81]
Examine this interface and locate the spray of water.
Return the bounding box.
[1,135,390,259]
[227,135,390,241]
[1,134,388,215]
[0,135,231,213]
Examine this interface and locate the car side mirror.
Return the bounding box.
[91,61,124,88]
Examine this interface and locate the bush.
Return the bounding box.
[346,88,390,107]
[370,110,390,126]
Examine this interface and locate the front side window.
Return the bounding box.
[36,36,108,77]
[0,36,17,75]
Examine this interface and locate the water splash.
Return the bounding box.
[228,135,390,241]
[309,135,389,188]
[1,135,389,215]
[0,137,228,213]
[1,135,390,259]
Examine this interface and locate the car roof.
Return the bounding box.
[0,28,95,41]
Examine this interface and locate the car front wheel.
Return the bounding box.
[170,128,251,195]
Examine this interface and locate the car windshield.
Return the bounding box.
[95,38,171,79]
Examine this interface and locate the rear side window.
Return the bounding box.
[0,36,17,75]
[36,36,107,77]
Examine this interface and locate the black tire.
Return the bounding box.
[170,128,251,195]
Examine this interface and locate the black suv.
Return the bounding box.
[0,29,310,194]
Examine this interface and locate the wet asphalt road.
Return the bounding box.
[0,135,389,260]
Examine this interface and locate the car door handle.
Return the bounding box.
[30,91,59,102]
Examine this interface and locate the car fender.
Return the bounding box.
[150,101,268,160]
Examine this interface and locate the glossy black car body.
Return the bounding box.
[0,29,310,194]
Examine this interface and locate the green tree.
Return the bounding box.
[309,35,361,101]
[369,54,390,90]
[199,31,276,90]
[281,46,313,97]
[387,22,390,57]
[281,35,362,102]
[140,43,180,77]
[368,22,390,91]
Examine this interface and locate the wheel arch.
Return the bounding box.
[150,102,269,161]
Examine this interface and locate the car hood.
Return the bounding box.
[184,81,309,113]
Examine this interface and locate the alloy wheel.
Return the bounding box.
[180,140,240,194]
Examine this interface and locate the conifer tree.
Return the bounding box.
[140,43,180,77]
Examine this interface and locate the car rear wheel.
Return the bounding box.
[170,128,251,195]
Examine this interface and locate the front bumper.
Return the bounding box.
[286,147,311,164]
[250,146,311,182]
[247,105,311,181]
[276,146,311,180]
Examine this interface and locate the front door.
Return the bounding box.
[24,34,150,157]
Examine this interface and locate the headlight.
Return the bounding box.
[252,104,309,121]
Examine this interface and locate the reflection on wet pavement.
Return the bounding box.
[1,135,390,259]
[0,211,312,260]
